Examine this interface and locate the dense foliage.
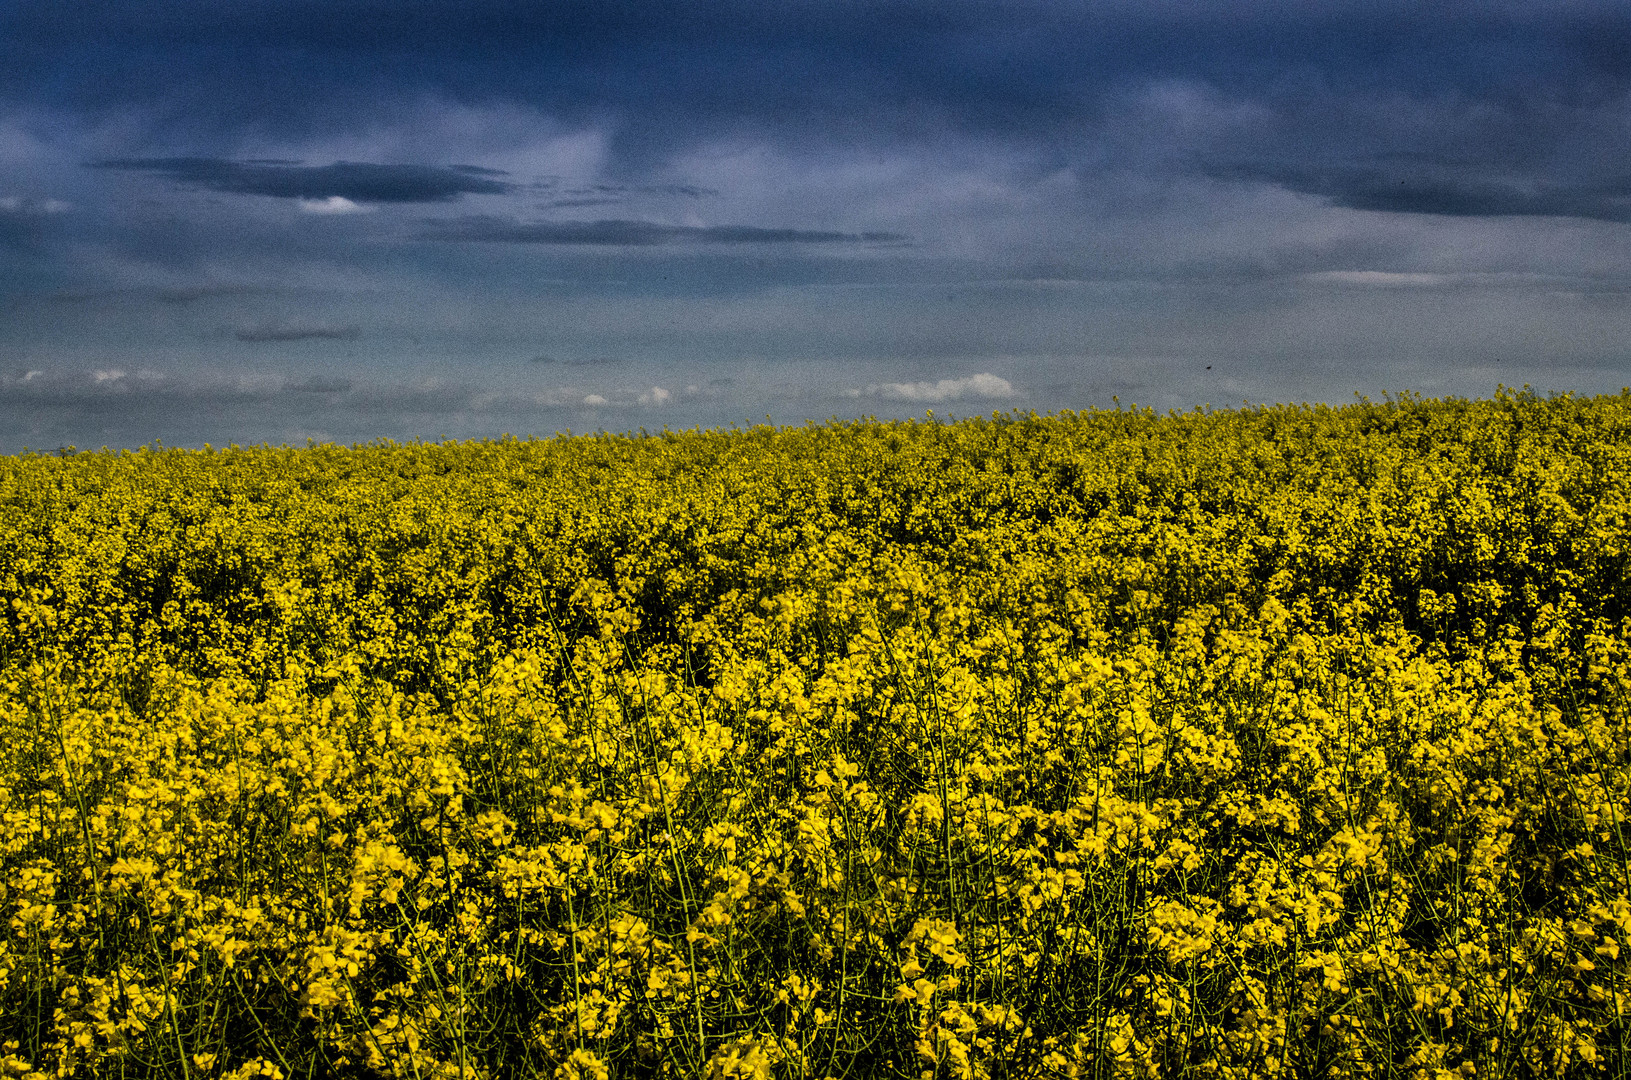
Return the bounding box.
[2,391,1629,1079]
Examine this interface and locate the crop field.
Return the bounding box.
[2,391,1629,1079]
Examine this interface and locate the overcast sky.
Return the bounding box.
[2,0,1629,450]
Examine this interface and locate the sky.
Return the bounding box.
[2,0,1630,451]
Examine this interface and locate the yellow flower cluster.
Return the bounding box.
[2,389,1629,1077]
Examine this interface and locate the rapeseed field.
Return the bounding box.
[2,390,1628,1079]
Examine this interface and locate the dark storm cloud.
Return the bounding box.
[9,1,1625,159]
[1206,162,1631,223]
[7,1,1629,209]
[420,217,908,246]
[88,159,511,204]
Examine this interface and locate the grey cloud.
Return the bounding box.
[1209,161,1631,223]
[646,184,717,198]
[287,376,353,392]
[544,183,719,210]
[235,322,360,342]
[88,158,511,203]
[341,380,589,416]
[419,216,909,246]
[156,284,262,304]
[97,285,263,307]
[560,183,717,198]
[32,284,266,307]
[529,354,622,366]
[2,369,559,414]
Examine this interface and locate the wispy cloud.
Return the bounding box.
[83,368,164,387]
[1304,271,1452,287]
[6,369,587,409]
[0,195,70,214]
[89,158,511,204]
[419,216,908,246]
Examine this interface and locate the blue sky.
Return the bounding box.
[2,0,1629,450]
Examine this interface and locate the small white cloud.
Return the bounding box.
[92,369,127,384]
[0,196,18,212]
[859,372,1015,403]
[582,393,608,406]
[298,196,367,214]
[38,199,71,214]
[21,370,41,382]
[639,386,671,406]
[1305,271,1450,287]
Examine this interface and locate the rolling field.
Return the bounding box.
[2,391,1629,1079]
